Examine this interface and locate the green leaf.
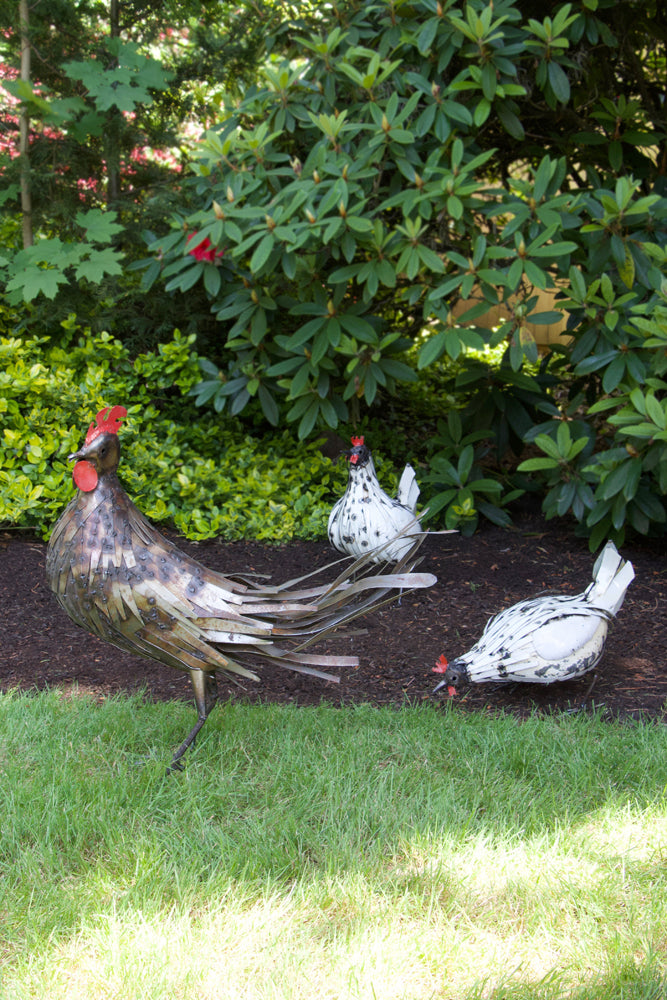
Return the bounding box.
[74,248,124,282]
[547,61,570,103]
[341,231,356,263]
[622,458,643,501]
[556,420,572,455]
[574,350,618,375]
[602,354,626,393]
[258,385,280,426]
[457,445,474,484]
[599,463,629,501]
[473,98,491,127]
[250,234,275,273]
[339,314,376,342]
[568,267,587,301]
[75,209,124,242]
[587,396,623,416]
[447,195,463,220]
[381,359,417,381]
[319,397,339,428]
[646,394,667,429]
[530,241,578,257]
[617,245,635,289]
[418,331,447,369]
[608,140,623,172]
[524,261,549,289]
[6,267,69,301]
[533,433,562,461]
[377,259,397,287]
[611,491,626,531]
[528,310,564,325]
[285,317,327,349]
[477,500,514,528]
[507,258,524,290]
[298,400,320,439]
[496,102,525,140]
[517,457,560,472]
[165,262,204,293]
[417,17,439,55]
[346,216,374,235]
[417,245,445,272]
[481,62,496,102]
[533,157,553,202]
[203,265,222,297]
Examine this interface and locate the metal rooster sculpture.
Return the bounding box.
[46,407,436,768]
[433,541,634,695]
[328,436,423,564]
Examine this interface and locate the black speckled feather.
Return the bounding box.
[433,541,634,693]
[328,439,423,563]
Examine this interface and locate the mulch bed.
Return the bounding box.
[2,500,666,722]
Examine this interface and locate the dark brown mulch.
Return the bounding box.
[2,501,666,723]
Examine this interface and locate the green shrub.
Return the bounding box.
[518,225,667,549]
[134,0,667,545]
[0,322,342,541]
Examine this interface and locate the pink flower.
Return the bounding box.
[186,233,224,263]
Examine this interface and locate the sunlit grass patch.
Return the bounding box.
[1,690,667,998]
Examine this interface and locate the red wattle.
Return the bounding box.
[73,460,98,492]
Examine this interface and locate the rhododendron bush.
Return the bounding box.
[1,1,666,547]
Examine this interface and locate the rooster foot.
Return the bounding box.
[565,671,600,715]
[167,671,218,774]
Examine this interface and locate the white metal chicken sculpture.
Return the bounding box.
[433,541,634,694]
[327,436,422,564]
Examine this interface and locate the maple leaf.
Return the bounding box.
[75,248,124,282]
[7,267,70,301]
[76,209,124,243]
[63,41,172,113]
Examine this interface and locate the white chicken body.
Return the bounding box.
[435,541,635,688]
[328,439,421,564]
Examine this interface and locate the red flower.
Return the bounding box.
[187,233,224,263]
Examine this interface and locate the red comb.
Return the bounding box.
[351,435,364,447]
[432,655,448,673]
[85,406,128,444]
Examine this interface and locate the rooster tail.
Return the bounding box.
[587,541,635,616]
[396,463,420,513]
[289,531,436,649]
[207,531,437,675]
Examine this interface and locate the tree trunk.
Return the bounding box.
[106,0,121,205]
[19,0,33,247]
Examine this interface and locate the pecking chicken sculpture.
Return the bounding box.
[46,407,437,768]
[328,436,423,564]
[432,541,634,694]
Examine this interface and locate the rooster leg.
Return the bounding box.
[168,670,219,771]
[565,671,600,715]
[577,670,599,712]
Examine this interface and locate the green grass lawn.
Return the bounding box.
[1,689,666,999]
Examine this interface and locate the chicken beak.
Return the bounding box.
[432,678,457,697]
